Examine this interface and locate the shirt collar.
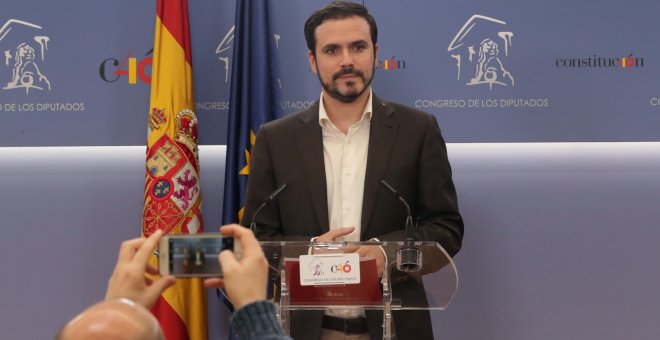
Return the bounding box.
[318,88,373,128]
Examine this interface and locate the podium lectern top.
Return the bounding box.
[259,240,458,311]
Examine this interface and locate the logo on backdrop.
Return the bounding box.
[414,14,550,111]
[555,54,644,69]
[0,19,51,94]
[215,25,283,88]
[650,97,660,107]
[220,25,296,112]
[0,19,84,112]
[99,48,153,85]
[215,25,234,83]
[377,56,406,71]
[447,15,514,90]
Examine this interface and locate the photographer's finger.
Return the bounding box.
[219,224,238,236]
[145,264,158,275]
[203,278,225,289]
[134,229,164,264]
[218,249,239,274]
[144,276,176,308]
[230,225,262,257]
[116,238,145,266]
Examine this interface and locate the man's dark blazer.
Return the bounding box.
[241,95,464,339]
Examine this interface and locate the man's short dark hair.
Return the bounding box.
[304,1,378,55]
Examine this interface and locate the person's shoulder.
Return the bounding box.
[261,102,319,131]
[376,97,435,122]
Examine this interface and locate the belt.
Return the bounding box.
[322,315,369,334]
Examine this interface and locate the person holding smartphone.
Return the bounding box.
[204,225,291,340]
[58,226,290,340]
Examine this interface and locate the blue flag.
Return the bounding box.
[220,1,280,338]
[222,0,280,226]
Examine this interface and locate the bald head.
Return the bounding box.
[57,299,163,340]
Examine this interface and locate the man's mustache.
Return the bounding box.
[333,67,364,80]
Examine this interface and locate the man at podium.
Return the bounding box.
[242,2,464,339]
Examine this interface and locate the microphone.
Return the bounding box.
[249,183,287,234]
[379,179,421,272]
[247,183,286,301]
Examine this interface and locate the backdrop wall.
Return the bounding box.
[2,0,659,146]
[1,143,659,340]
[1,0,659,339]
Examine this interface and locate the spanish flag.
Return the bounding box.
[142,0,207,339]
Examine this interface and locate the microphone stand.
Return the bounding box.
[249,183,287,234]
[379,179,422,272]
[247,183,287,302]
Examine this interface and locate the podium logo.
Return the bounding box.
[447,15,514,90]
[0,19,51,94]
[330,260,352,274]
[308,258,326,276]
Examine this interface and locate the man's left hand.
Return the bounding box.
[353,245,386,277]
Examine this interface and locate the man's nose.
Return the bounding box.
[339,49,354,68]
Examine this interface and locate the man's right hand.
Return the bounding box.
[313,226,355,242]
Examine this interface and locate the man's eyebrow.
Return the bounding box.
[350,39,369,46]
[321,43,339,50]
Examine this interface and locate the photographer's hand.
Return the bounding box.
[204,224,268,310]
[105,229,176,309]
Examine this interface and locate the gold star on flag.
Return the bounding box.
[239,130,257,175]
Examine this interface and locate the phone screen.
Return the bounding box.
[168,236,234,277]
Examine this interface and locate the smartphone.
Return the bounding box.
[158,233,242,277]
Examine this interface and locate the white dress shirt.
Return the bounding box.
[318,90,372,319]
[319,91,372,241]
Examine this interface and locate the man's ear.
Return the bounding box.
[307,50,318,75]
[374,43,379,67]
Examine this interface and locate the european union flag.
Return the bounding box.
[222,0,280,226]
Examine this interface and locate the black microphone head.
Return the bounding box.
[379,179,398,195]
[268,183,287,201]
[249,183,287,236]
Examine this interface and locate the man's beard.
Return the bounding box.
[317,65,374,103]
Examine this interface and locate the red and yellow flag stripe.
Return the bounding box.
[142,0,207,339]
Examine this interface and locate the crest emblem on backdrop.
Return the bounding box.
[0,19,51,94]
[448,15,514,90]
